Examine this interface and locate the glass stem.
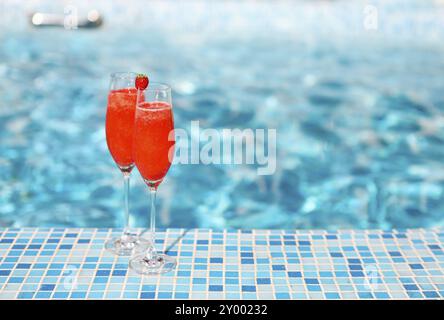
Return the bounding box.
[122,173,131,240]
[146,188,157,260]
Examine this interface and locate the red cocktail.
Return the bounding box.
[130,80,177,275]
[133,101,175,187]
[106,88,138,170]
[104,72,148,256]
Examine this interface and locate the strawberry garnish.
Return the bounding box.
[135,74,149,90]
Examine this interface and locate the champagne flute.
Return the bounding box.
[104,72,149,256]
[130,82,176,274]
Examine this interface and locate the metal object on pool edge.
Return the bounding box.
[30,10,103,29]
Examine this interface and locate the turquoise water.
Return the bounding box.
[0,0,444,229]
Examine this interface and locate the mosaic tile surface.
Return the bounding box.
[0,228,443,300]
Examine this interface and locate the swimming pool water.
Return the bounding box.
[0,0,444,229]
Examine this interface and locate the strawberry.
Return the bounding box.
[135,74,149,90]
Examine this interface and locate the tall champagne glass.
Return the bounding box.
[105,72,148,256]
[130,83,176,274]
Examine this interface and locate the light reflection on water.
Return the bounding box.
[0,0,444,229]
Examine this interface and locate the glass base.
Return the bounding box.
[105,235,149,256]
[129,253,177,275]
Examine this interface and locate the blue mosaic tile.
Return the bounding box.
[0,228,443,300]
